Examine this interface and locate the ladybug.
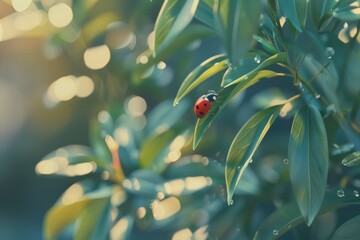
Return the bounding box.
[193,93,218,118]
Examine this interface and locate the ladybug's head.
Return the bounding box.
[205,93,218,102]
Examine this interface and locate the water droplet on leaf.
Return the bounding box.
[315,94,320,99]
[273,229,279,236]
[337,189,345,198]
[249,158,253,163]
[354,190,359,197]
[230,200,234,205]
[326,47,335,59]
[254,55,261,64]
[283,158,289,164]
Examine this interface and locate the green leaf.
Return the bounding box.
[254,190,360,240]
[310,0,337,27]
[139,126,186,170]
[225,105,284,205]
[37,145,109,176]
[222,52,287,87]
[341,151,360,167]
[331,214,360,240]
[154,0,200,54]
[277,0,308,32]
[44,188,112,240]
[133,25,215,84]
[289,105,329,225]
[215,0,261,64]
[174,54,228,105]
[74,198,111,240]
[333,3,360,21]
[194,0,216,28]
[193,70,283,149]
[254,35,278,55]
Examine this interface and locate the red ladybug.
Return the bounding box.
[193,93,218,118]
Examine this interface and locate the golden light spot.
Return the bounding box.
[73,162,97,175]
[53,75,77,101]
[280,102,293,117]
[164,179,185,195]
[127,96,147,116]
[157,61,166,70]
[172,228,192,240]
[338,28,349,43]
[133,178,141,190]
[351,7,360,15]
[150,197,181,221]
[185,176,209,191]
[193,225,209,240]
[279,17,286,27]
[61,183,84,205]
[157,192,165,200]
[147,31,155,50]
[12,0,32,12]
[350,27,358,38]
[122,179,132,189]
[111,189,126,206]
[75,76,94,98]
[48,3,73,28]
[114,127,130,146]
[111,217,129,240]
[170,136,186,151]
[35,157,69,175]
[137,55,149,64]
[14,10,43,31]
[166,150,181,163]
[83,45,111,70]
[137,207,147,219]
[98,110,110,124]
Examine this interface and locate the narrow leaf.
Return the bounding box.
[254,190,360,240]
[215,0,261,64]
[341,151,360,167]
[226,105,283,204]
[222,52,287,87]
[277,0,307,32]
[44,189,112,240]
[331,214,360,240]
[289,105,329,225]
[154,0,200,54]
[74,198,111,240]
[193,70,284,149]
[133,25,215,85]
[194,0,216,28]
[174,54,228,105]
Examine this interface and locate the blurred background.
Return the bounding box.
[0,1,162,239]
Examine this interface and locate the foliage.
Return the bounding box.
[28,0,360,239]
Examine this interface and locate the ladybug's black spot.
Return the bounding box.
[204,103,207,106]
[196,105,199,109]
[199,112,204,115]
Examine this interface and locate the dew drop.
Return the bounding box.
[315,93,320,99]
[230,200,234,205]
[354,190,359,197]
[249,158,253,163]
[254,55,261,64]
[273,229,279,236]
[237,166,241,171]
[337,189,345,198]
[283,158,289,164]
[325,47,335,59]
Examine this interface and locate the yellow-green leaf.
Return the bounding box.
[226,105,283,205]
